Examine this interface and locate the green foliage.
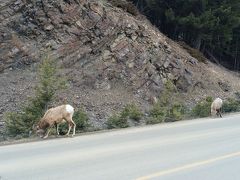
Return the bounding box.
[58,108,90,134]
[206,96,213,102]
[159,80,176,106]
[148,102,186,124]
[121,104,143,121]
[191,96,213,118]
[146,117,162,125]
[167,103,186,121]
[5,112,24,137]
[106,114,129,129]
[74,108,90,131]
[147,104,166,124]
[147,80,186,124]
[227,92,240,112]
[130,0,240,70]
[5,55,66,137]
[222,98,240,113]
[106,104,142,129]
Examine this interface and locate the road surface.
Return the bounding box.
[1,114,240,180]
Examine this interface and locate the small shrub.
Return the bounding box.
[146,117,163,125]
[74,108,90,131]
[106,114,129,129]
[206,96,213,102]
[148,102,186,124]
[159,80,177,106]
[148,103,167,124]
[222,98,240,113]
[4,112,24,137]
[148,80,186,124]
[106,104,143,129]
[191,96,213,118]
[167,103,186,122]
[121,104,143,121]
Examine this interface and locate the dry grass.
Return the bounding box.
[178,41,208,63]
[108,0,139,16]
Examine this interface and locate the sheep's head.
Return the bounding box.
[33,121,46,138]
[36,128,46,138]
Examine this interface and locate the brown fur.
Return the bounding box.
[35,105,76,138]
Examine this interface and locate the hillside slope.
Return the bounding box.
[0,0,239,128]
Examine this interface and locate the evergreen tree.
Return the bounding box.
[129,0,240,70]
[5,55,66,137]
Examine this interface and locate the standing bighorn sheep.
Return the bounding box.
[211,98,223,118]
[34,104,76,138]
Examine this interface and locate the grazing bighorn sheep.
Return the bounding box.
[211,98,223,118]
[34,104,76,138]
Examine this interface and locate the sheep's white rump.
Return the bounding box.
[66,104,74,114]
[211,98,223,117]
[35,104,76,138]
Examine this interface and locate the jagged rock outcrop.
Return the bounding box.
[1,0,194,90]
[0,0,239,127]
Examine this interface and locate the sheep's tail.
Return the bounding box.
[66,104,74,114]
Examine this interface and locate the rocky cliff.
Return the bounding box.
[0,0,239,127]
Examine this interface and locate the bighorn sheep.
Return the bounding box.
[211,98,223,118]
[34,104,76,138]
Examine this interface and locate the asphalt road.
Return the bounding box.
[1,114,240,180]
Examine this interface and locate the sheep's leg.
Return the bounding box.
[211,109,216,117]
[213,110,217,117]
[72,121,76,137]
[66,123,72,136]
[54,122,59,136]
[218,111,222,118]
[65,115,75,137]
[43,128,51,139]
[216,109,222,118]
[57,124,59,135]
[218,108,222,118]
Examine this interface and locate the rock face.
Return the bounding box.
[1,0,194,89]
[0,0,239,127]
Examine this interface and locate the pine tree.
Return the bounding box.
[129,0,240,70]
[5,55,66,137]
